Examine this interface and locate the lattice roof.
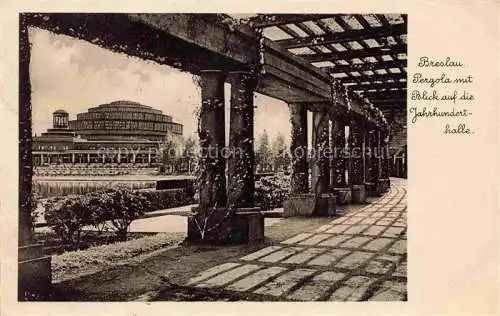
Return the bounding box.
[247,14,407,117]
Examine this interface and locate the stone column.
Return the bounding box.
[349,119,364,186]
[227,71,256,208]
[196,70,227,208]
[288,102,309,195]
[349,118,366,203]
[311,106,330,195]
[19,19,32,246]
[366,127,380,196]
[188,70,262,244]
[284,104,335,217]
[331,117,346,188]
[71,153,75,164]
[18,16,51,300]
[331,113,351,204]
[379,128,391,192]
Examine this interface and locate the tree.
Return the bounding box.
[160,134,182,173]
[271,132,290,172]
[104,189,150,241]
[255,130,272,172]
[182,136,198,174]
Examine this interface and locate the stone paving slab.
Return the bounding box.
[363,237,394,251]
[307,249,350,267]
[187,262,241,285]
[287,271,346,301]
[393,259,407,278]
[196,264,261,288]
[259,247,303,263]
[364,254,401,275]
[298,233,332,246]
[369,280,407,301]
[281,233,314,245]
[383,227,405,238]
[328,276,376,301]
[226,266,287,292]
[363,225,387,236]
[282,247,328,264]
[318,235,350,247]
[388,240,407,254]
[336,251,374,270]
[241,246,282,261]
[341,236,373,249]
[253,268,316,297]
[325,224,350,234]
[186,179,407,301]
[344,224,369,235]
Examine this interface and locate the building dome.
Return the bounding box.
[68,101,183,141]
[52,109,69,129]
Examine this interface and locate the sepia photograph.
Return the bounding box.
[18,13,407,302]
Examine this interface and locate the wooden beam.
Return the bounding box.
[339,73,406,84]
[344,81,406,91]
[360,90,407,100]
[371,99,406,105]
[320,60,407,74]
[275,23,406,48]
[249,14,336,28]
[302,44,406,62]
[368,102,406,109]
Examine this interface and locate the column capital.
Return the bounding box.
[227,70,257,91]
[308,103,328,113]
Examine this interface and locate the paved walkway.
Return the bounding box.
[186,178,407,301]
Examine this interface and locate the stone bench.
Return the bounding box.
[18,244,52,300]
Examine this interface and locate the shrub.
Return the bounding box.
[141,188,194,212]
[43,187,195,245]
[44,196,91,245]
[102,189,151,241]
[254,174,291,210]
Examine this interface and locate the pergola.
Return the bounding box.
[18,14,407,299]
[246,13,407,120]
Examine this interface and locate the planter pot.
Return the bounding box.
[351,184,367,204]
[333,187,352,204]
[365,182,381,197]
[283,193,336,217]
[314,193,337,217]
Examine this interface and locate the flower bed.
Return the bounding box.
[52,232,185,282]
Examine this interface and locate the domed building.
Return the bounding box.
[69,100,182,141]
[32,101,183,173]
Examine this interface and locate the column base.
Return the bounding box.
[378,178,390,193]
[365,182,382,197]
[187,207,264,244]
[18,244,52,301]
[283,193,336,217]
[351,184,367,204]
[333,187,352,205]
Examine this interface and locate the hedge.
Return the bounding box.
[43,187,195,245]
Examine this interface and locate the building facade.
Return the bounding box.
[33,101,183,168]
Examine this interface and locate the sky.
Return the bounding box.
[29,27,293,145]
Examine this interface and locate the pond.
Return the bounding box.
[33,179,156,199]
